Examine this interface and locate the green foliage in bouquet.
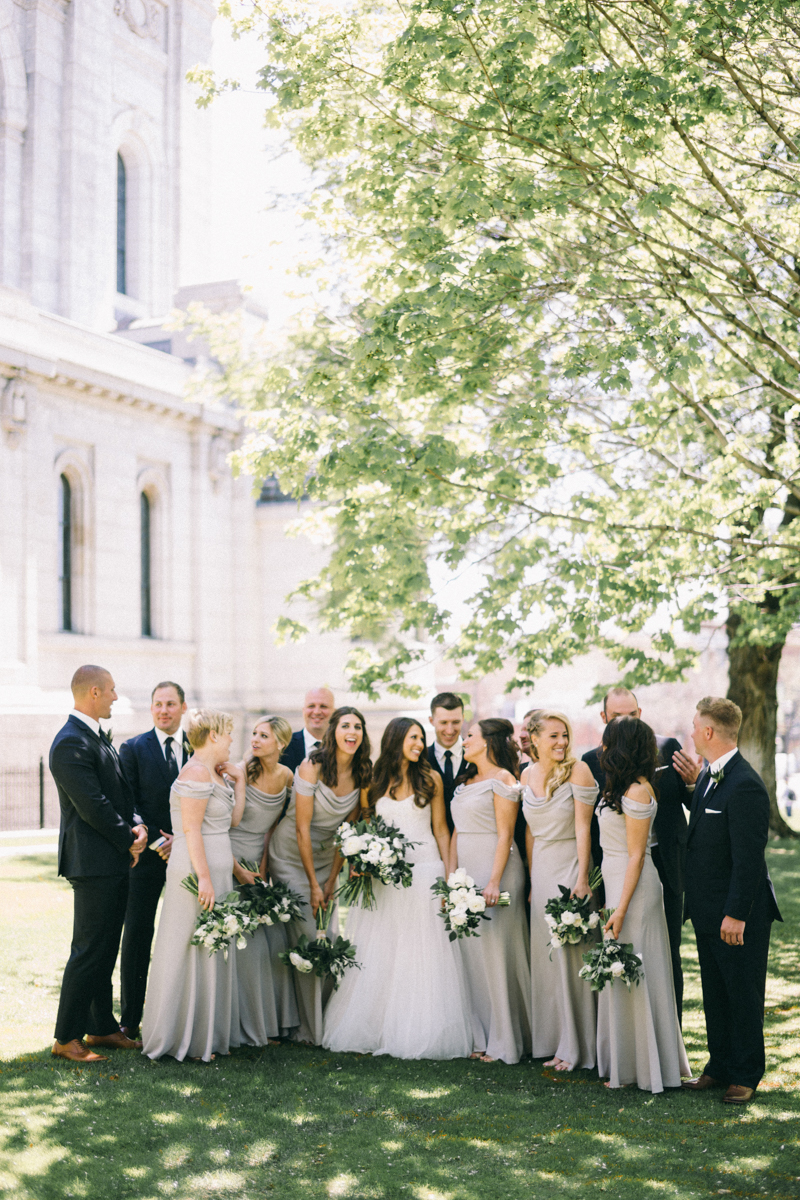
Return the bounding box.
[333,814,417,910]
[279,904,359,988]
[181,874,261,959]
[236,860,306,926]
[579,937,644,993]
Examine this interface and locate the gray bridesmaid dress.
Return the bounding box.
[451,776,532,1064]
[522,779,598,1068]
[268,773,358,1044]
[229,784,299,1043]
[142,775,240,1062]
[596,794,690,1091]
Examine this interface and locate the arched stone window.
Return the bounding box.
[116,153,127,296]
[58,474,73,631]
[140,490,152,636]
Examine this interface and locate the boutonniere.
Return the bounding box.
[708,764,725,790]
[101,727,113,746]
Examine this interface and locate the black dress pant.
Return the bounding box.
[651,844,684,1025]
[694,922,772,1090]
[54,874,129,1043]
[120,854,167,1031]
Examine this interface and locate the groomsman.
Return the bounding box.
[280,687,335,772]
[683,697,781,1104]
[582,686,700,1023]
[426,693,465,832]
[50,666,147,1062]
[118,681,191,1040]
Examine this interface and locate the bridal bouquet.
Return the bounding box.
[236,860,306,926]
[431,868,510,940]
[279,905,359,989]
[332,814,417,910]
[181,875,262,959]
[579,935,643,992]
[544,866,603,951]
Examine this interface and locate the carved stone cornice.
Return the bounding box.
[114,0,165,41]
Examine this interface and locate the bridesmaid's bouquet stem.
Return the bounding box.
[236,860,306,926]
[333,814,418,910]
[544,866,604,951]
[579,927,644,992]
[279,903,359,988]
[431,868,510,940]
[181,874,262,959]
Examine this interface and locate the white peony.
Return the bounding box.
[587,912,600,928]
[544,913,558,929]
[237,936,247,950]
[450,912,468,928]
[468,896,486,913]
[550,934,564,949]
[561,910,576,926]
[448,868,473,888]
[223,915,240,934]
[342,835,366,857]
[393,838,405,849]
[610,960,625,977]
[450,902,469,918]
[278,912,291,922]
[289,952,313,973]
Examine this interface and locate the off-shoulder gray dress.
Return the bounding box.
[229,783,299,1043]
[142,776,240,1062]
[596,794,690,1091]
[523,780,598,1068]
[451,776,532,1064]
[268,773,358,1044]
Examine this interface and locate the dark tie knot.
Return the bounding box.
[444,750,452,760]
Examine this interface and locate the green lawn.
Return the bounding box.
[0,847,798,1200]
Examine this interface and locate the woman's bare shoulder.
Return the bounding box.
[625,779,653,805]
[569,760,596,787]
[176,762,210,784]
[491,768,519,788]
[297,758,321,784]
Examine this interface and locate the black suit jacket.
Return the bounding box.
[119,728,193,847]
[582,735,689,895]
[427,743,465,830]
[684,751,781,935]
[51,715,141,878]
[279,730,309,774]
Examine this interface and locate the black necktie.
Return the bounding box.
[164,736,179,781]
[443,750,454,796]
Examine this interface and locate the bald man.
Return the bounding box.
[582,686,701,1024]
[50,666,147,1062]
[280,687,336,773]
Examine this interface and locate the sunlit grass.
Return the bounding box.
[0,846,798,1198]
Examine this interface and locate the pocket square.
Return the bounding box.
[704,808,722,814]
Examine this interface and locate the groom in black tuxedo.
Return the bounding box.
[426,693,465,833]
[50,665,147,1062]
[682,697,781,1105]
[118,680,191,1039]
[582,686,700,1023]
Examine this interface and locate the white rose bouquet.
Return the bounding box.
[235,859,306,926]
[181,875,262,960]
[332,814,418,910]
[431,867,510,940]
[579,929,643,992]
[279,904,359,988]
[544,866,603,954]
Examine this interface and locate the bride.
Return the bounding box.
[322,717,473,1060]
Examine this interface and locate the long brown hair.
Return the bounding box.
[458,718,521,784]
[598,717,659,814]
[368,718,436,809]
[309,706,372,790]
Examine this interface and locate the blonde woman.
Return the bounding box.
[521,711,598,1072]
[229,716,299,1045]
[142,710,245,1062]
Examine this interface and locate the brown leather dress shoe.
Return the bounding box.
[119,1026,140,1042]
[85,1031,143,1050]
[723,1085,755,1105]
[681,1074,725,1091]
[52,1039,108,1063]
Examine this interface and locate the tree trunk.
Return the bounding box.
[725,615,796,838]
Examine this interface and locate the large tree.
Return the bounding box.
[196,0,800,833]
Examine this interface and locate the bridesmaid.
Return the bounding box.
[230,715,299,1046]
[451,718,531,1064]
[596,717,690,1092]
[268,706,372,1044]
[521,710,598,1072]
[142,709,246,1063]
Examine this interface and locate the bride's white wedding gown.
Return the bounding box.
[322,793,473,1060]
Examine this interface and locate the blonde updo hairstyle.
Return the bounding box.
[526,709,576,799]
[186,708,234,750]
[246,715,293,784]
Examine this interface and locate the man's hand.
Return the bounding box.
[155,830,174,862]
[720,915,745,946]
[129,824,148,867]
[673,747,702,786]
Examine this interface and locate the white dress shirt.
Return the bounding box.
[303,727,324,758]
[154,725,188,768]
[70,709,101,736]
[433,737,463,771]
[704,746,738,794]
